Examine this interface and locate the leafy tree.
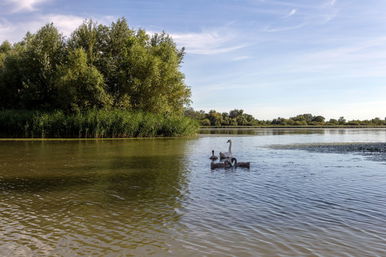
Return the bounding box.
[0,41,12,53]
[328,118,338,125]
[371,117,380,125]
[338,116,346,125]
[0,19,191,114]
[184,107,205,120]
[229,109,244,119]
[312,115,325,123]
[56,48,111,112]
[291,114,313,124]
[0,44,24,108]
[200,118,211,126]
[207,110,222,126]
[18,24,65,109]
[0,41,12,69]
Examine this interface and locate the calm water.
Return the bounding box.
[0,129,386,256]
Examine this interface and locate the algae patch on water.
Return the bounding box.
[269,142,386,163]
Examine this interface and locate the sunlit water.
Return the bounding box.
[0,128,386,256]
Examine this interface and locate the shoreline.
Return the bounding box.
[0,135,199,141]
[200,126,386,129]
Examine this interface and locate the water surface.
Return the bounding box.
[1,129,386,256]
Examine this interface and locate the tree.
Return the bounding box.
[312,115,325,123]
[0,41,12,69]
[0,41,12,53]
[18,24,65,109]
[291,114,313,124]
[0,24,65,109]
[371,117,382,125]
[338,116,346,125]
[0,19,191,114]
[200,119,211,126]
[328,119,338,125]
[56,48,111,112]
[229,109,244,119]
[207,110,222,126]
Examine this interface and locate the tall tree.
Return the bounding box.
[19,24,65,109]
[56,48,111,112]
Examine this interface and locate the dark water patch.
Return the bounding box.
[270,142,386,163]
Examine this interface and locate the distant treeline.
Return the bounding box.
[185,108,386,127]
[0,19,198,137]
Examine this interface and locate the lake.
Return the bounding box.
[0,128,386,256]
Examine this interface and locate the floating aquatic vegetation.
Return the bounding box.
[270,142,386,163]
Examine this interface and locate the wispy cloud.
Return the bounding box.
[45,15,115,37]
[306,37,386,59]
[232,56,251,61]
[263,22,306,32]
[255,0,340,33]
[286,8,297,17]
[171,29,246,55]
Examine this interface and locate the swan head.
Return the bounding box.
[226,139,231,143]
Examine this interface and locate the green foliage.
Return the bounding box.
[185,108,259,127]
[19,24,65,109]
[338,116,346,125]
[56,48,111,112]
[185,108,386,127]
[0,18,190,114]
[0,109,198,138]
[200,118,211,126]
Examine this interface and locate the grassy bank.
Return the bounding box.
[0,109,199,138]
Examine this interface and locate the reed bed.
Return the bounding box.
[0,109,199,138]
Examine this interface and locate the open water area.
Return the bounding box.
[0,128,386,256]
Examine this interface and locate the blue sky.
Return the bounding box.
[1,0,386,119]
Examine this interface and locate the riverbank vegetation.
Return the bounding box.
[0,19,198,137]
[0,109,198,138]
[185,108,386,127]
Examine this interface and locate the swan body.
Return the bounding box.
[229,157,250,168]
[209,150,218,161]
[235,161,250,169]
[219,139,232,159]
[210,157,250,169]
[211,160,233,169]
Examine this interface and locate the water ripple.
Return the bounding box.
[1,133,386,256]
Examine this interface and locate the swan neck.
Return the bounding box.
[228,141,232,153]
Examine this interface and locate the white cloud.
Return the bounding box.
[287,8,297,17]
[171,29,246,55]
[0,14,115,42]
[5,0,50,12]
[44,15,85,36]
[263,22,306,32]
[45,15,115,37]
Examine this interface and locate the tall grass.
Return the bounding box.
[0,109,199,138]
